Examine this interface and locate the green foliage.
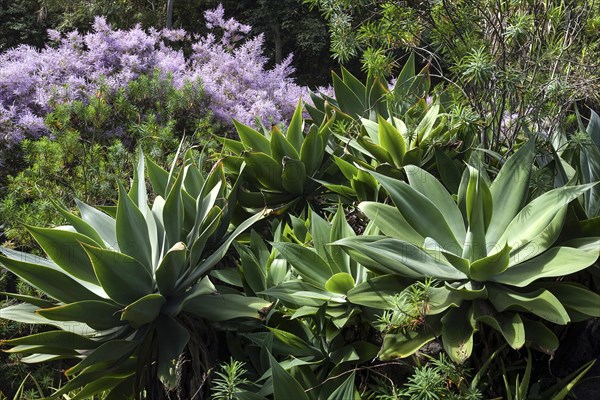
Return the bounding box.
[334,139,600,363]
[0,151,269,397]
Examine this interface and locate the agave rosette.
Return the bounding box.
[0,151,270,398]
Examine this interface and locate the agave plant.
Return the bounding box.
[334,139,600,363]
[0,150,270,398]
[218,101,338,211]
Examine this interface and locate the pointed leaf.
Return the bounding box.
[116,183,152,271]
[121,294,166,328]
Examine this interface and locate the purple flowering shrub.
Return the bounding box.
[0,5,306,149]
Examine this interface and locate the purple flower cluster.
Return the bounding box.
[0,5,306,148]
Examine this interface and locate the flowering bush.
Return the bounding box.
[0,4,306,150]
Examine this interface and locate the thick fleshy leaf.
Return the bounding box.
[522,317,559,354]
[52,201,105,247]
[379,325,439,360]
[405,165,466,246]
[286,101,305,151]
[272,242,333,286]
[469,243,511,281]
[268,352,310,400]
[281,157,306,195]
[157,315,190,389]
[498,183,596,253]
[76,199,118,249]
[358,202,424,245]
[325,273,355,295]
[82,244,153,305]
[300,125,325,176]
[441,305,476,363]
[0,303,91,334]
[163,169,185,248]
[347,275,412,308]
[377,115,405,166]
[327,372,358,400]
[1,331,98,349]
[327,203,354,274]
[67,341,138,375]
[155,242,187,296]
[487,140,535,246]
[487,285,570,325]
[334,236,467,280]
[260,281,345,307]
[493,246,597,287]
[36,301,123,331]
[271,128,300,162]
[532,282,600,318]
[416,104,440,144]
[129,148,148,216]
[121,294,166,328]
[474,305,525,350]
[116,183,152,271]
[0,255,103,303]
[244,152,284,191]
[183,294,270,321]
[147,156,169,197]
[234,119,270,154]
[25,225,100,284]
[370,170,461,250]
[0,292,54,308]
[435,148,462,193]
[332,71,364,118]
[463,165,492,261]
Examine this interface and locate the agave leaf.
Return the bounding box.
[498,183,596,253]
[300,125,325,176]
[332,71,364,118]
[266,327,322,358]
[260,281,344,307]
[309,210,332,258]
[82,244,153,306]
[116,183,152,271]
[24,226,100,284]
[405,166,466,246]
[183,294,270,321]
[441,304,476,363]
[327,204,354,274]
[156,315,190,390]
[325,273,355,295]
[532,282,600,318]
[358,202,424,245]
[371,170,461,250]
[76,199,118,250]
[128,148,148,216]
[378,115,406,167]
[341,66,367,103]
[547,360,596,400]
[379,328,438,360]
[286,101,305,151]
[474,307,525,350]
[487,285,570,325]
[1,331,98,349]
[234,119,270,154]
[163,168,185,248]
[244,151,285,191]
[52,201,106,247]
[434,148,462,193]
[267,352,310,400]
[121,294,166,329]
[521,316,559,354]
[67,340,138,376]
[36,301,123,331]
[146,156,169,197]
[272,242,333,286]
[271,128,300,162]
[487,140,535,246]
[0,254,103,303]
[347,275,412,308]
[0,303,91,334]
[469,243,511,281]
[463,165,492,261]
[416,103,439,144]
[281,157,306,195]
[326,372,358,400]
[0,292,54,308]
[155,242,187,296]
[334,236,467,280]
[493,246,597,287]
[162,276,216,316]
[69,375,133,400]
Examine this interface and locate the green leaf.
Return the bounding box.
[379,327,439,360]
[534,282,600,318]
[327,372,357,400]
[474,308,525,350]
[244,151,284,191]
[67,341,138,375]
[76,199,118,250]
[393,52,416,96]
[286,101,305,151]
[163,168,185,248]
[358,202,424,245]
[25,226,101,284]
[183,294,270,321]
[498,183,596,254]
[116,183,152,271]
[155,242,187,296]
[36,301,123,331]
[268,353,310,400]
[300,125,325,176]
[147,156,169,197]
[463,165,492,261]
[272,242,333,286]
[281,157,306,195]
[121,294,166,329]
[52,201,106,247]
[260,281,344,307]
[377,115,406,167]
[493,246,597,287]
[441,304,476,363]
[82,244,153,306]
[332,71,364,118]
[435,148,462,193]
[271,128,300,162]
[487,140,535,246]
[522,317,559,354]
[1,331,97,349]
[370,170,461,250]
[341,66,367,103]
[234,119,270,154]
[405,165,466,246]
[156,315,190,389]
[325,273,355,295]
[347,275,412,308]
[469,243,511,281]
[487,285,570,325]
[128,148,148,216]
[0,254,103,303]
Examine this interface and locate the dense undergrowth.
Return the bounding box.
[0,2,599,399]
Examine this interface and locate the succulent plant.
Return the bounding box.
[0,150,270,398]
